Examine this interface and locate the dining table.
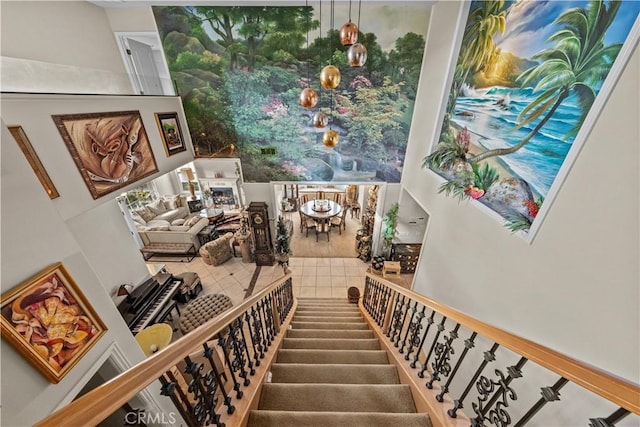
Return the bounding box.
[300,199,343,221]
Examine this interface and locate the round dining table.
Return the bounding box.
[300,199,343,221]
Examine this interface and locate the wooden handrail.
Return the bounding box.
[36,273,293,427]
[365,273,640,415]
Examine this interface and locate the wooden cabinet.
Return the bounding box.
[391,243,422,273]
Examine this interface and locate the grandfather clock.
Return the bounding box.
[248,202,274,266]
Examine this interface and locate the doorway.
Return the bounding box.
[114,32,174,96]
[272,183,385,258]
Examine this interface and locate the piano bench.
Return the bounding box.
[175,272,202,303]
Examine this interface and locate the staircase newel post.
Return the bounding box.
[382,289,397,334]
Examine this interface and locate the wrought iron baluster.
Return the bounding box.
[161,372,198,427]
[399,301,419,353]
[471,356,528,427]
[202,342,235,415]
[589,407,631,427]
[228,319,251,387]
[437,331,477,402]
[284,279,294,317]
[244,310,261,367]
[427,323,460,389]
[404,305,426,360]
[418,315,447,378]
[183,355,223,426]
[257,300,270,347]
[363,281,371,311]
[388,295,406,341]
[266,295,276,337]
[235,315,255,376]
[448,342,499,418]
[514,377,567,427]
[411,310,435,369]
[371,282,381,319]
[217,331,243,399]
[378,285,392,327]
[250,305,265,359]
[395,298,414,349]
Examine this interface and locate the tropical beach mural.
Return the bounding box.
[424,0,639,236]
[153,3,429,183]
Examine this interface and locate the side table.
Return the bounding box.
[135,323,173,356]
[198,224,219,246]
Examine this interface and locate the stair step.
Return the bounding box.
[282,338,380,350]
[258,384,417,413]
[291,322,369,330]
[277,349,388,364]
[293,316,364,323]
[297,298,350,302]
[293,311,362,317]
[296,307,360,313]
[270,363,399,384]
[297,303,358,308]
[286,329,374,339]
[248,411,432,427]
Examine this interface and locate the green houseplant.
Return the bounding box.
[381,203,399,259]
[275,215,291,272]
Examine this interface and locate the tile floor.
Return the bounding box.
[159,255,414,307]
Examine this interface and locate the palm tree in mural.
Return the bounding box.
[448,0,506,113]
[467,0,623,163]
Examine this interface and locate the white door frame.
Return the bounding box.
[114,31,175,96]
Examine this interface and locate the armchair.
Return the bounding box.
[199,232,234,266]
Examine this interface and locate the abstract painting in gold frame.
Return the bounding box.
[1,263,107,383]
[52,111,158,199]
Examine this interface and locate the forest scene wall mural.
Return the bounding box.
[153,3,429,183]
[424,0,639,238]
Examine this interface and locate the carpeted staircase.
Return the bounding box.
[247,298,432,427]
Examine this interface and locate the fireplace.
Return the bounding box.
[211,187,235,207]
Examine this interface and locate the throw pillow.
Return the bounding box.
[169,225,190,232]
[147,199,167,215]
[171,218,186,226]
[184,216,202,228]
[131,214,146,225]
[164,195,179,210]
[133,207,155,223]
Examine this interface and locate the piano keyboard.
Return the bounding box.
[131,279,182,334]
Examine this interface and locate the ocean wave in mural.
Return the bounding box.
[153,3,429,183]
[424,0,639,238]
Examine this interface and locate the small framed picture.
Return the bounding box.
[1,263,107,383]
[155,112,187,157]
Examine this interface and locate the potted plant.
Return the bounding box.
[274,215,292,273]
[381,203,399,260]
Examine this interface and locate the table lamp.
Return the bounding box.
[181,168,196,200]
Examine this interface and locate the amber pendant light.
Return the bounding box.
[299,0,317,108]
[340,0,358,46]
[313,111,329,128]
[322,129,339,148]
[348,0,367,67]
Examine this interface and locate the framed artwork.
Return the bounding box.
[8,125,60,199]
[52,110,159,199]
[155,112,187,157]
[1,263,107,383]
[424,1,640,242]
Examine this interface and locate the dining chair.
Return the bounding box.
[316,219,330,242]
[301,213,317,237]
[330,207,348,234]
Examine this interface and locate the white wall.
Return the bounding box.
[405,0,639,384]
[0,1,132,93]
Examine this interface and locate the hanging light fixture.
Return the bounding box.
[313,111,329,128]
[339,0,358,46]
[300,0,318,108]
[322,0,339,148]
[347,0,367,67]
[320,0,341,90]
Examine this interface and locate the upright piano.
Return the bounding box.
[117,273,183,334]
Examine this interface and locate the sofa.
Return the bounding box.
[131,195,189,225]
[199,233,234,266]
[137,215,209,251]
